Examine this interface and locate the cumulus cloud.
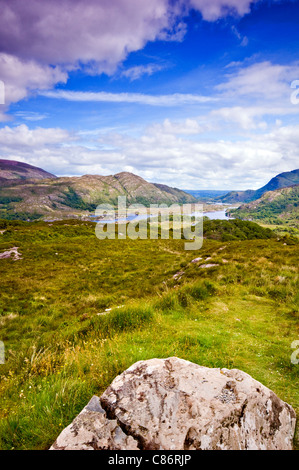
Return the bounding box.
[0,0,264,111]
[0,53,67,107]
[0,0,173,67]
[0,1,260,67]
[0,0,175,111]
[189,0,259,21]
[0,124,71,147]
[1,120,298,190]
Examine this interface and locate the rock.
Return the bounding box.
[50,396,139,450]
[191,257,203,263]
[50,357,296,450]
[172,271,184,280]
[199,263,219,269]
[0,247,22,261]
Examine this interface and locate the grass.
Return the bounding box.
[0,220,298,450]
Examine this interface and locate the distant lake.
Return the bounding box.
[93,209,233,223]
[203,210,233,220]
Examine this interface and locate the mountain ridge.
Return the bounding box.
[0,159,56,181]
[219,169,299,204]
[0,160,196,220]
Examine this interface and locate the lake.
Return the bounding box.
[93,209,233,223]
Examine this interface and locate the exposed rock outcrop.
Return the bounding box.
[0,247,22,261]
[50,357,296,450]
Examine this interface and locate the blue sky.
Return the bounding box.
[0,0,299,189]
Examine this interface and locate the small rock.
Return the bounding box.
[199,263,219,269]
[173,271,184,280]
[0,247,22,261]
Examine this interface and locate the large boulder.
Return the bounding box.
[50,357,296,450]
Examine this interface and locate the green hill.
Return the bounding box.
[229,185,299,233]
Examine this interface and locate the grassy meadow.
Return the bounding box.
[0,219,298,450]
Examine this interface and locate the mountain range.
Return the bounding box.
[0,160,196,220]
[1,160,298,225]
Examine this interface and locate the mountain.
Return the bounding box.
[219,189,256,204]
[0,159,56,181]
[219,169,299,204]
[229,184,299,229]
[0,163,196,221]
[183,189,231,201]
[254,169,299,199]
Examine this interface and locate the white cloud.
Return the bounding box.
[231,26,248,47]
[1,120,298,190]
[120,64,166,81]
[0,0,173,68]
[148,118,205,135]
[216,61,299,100]
[0,0,265,113]
[189,0,258,21]
[0,0,177,113]
[39,89,214,106]
[0,124,71,147]
[0,53,67,109]
[14,112,49,122]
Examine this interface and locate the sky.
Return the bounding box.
[0,0,299,190]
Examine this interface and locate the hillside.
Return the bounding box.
[219,169,299,204]
[255,169,299,199]
[0,159,56,181]
[229,185,299,231]
[219,189,256,204]
[0,166,196,221]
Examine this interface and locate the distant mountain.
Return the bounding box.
[254,169,299,199]
[230,184,299,228]
[0,159,56,181]
[219,169,299,204]
[0,164,196,221]
[183,189,230,201]
[217,190,256,204]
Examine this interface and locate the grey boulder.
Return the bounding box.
[50,357,296,450]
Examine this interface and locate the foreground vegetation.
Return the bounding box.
[0,219,298,450]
